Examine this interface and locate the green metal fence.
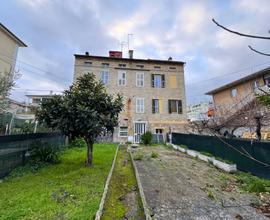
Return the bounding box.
[172,133,270,179]
[0,133,65,178]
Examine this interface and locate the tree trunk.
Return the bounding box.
[85,138,93,167]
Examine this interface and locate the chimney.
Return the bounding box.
[109,51,122,58]
[129,50,133,59]
[85,51,89,56]
[168,57,172,61]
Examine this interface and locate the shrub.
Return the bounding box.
[140,131,152,145]
[133,154,143,161]
[30,140,60,164]
[70,137,86,148]
[151,152,159,158]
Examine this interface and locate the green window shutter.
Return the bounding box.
[178,100,182,114]
[151,74,154,87]
[168,100,172,113]
[152,99,155,113]
[162,75,165,88]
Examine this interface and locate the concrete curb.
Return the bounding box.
[129,149,153,220]
[95,144,119,220]
[171,144,237,173]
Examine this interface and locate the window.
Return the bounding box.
[152,99,159,113]
[168,100,182,114]
[231,88,237,97]
[84,61,92,66]
[136,64,144,69]
[154,66,161,69]
[169,67,176,70]
[119,127,128,137]
[136,72,144,87]
[119,64,126,68]
[101,71,109,85]
[136,98,144,113]
[102,63,109,68]
[118,71,126,86]
[156,129,163,134]
[152,74,165,88]
[264,75,270,87]
[252,80,259,91]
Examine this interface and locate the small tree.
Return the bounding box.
[0,71,16,114]
[37,73,123,166]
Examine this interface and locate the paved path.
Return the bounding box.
[132,146,268,220]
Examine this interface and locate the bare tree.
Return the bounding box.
[0,70,19,114]
[212,18,270,56]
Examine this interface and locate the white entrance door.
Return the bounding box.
[134,122,146,143]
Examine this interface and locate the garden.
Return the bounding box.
[0,143,116,219]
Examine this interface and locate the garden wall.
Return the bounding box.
[0,132,65,178]
[172,133,270,179]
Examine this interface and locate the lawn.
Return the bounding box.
[0,143,116,220]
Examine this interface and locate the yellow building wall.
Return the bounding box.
[0,29,18,77]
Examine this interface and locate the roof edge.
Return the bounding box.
[74,54,185,65]
[0,23,27,47]
[205,66,270,95]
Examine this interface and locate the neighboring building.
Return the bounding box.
[0,23,27,78]
[187,102,212,122]
[205,67,270,138]
[73,51,187,143]
[206,67,270,118]
[26,92,55,107]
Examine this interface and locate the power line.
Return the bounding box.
[0,51,67,81]
[186,61,270,86]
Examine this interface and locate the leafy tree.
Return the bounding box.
[37,73,123,166]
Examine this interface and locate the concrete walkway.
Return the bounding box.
[132,146,268,220]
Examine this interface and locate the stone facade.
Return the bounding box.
[73,53,187,142]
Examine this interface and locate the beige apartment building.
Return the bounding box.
[74,51,187,143]
[0,23,27,78]
[206,67,270,117]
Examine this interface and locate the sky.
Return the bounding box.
[1,0,270,105]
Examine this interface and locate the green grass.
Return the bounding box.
[101,146,145,220]
[235,172,270,193]
[0,143,116,220]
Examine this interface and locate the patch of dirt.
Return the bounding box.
[132,146,269,220]
[101,146,145,220]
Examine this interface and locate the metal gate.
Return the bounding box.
[134,122,146,143]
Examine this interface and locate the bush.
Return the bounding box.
[30,140,60,164]
[140,131,152,145]
[133,153,143,161]
[151,151,159,158]
[70,137,86,148]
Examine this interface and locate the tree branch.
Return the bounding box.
[248,45,270,56]
[212,18,270,40]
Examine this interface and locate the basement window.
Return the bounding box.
[119,127,128,137]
